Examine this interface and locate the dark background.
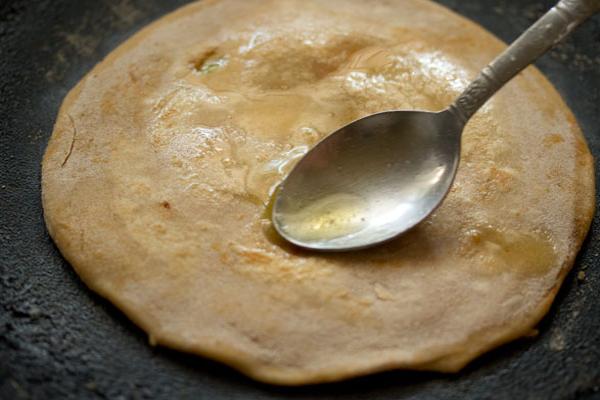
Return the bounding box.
[1,0,599,399]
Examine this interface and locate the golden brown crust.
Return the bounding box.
[42,0,595,385]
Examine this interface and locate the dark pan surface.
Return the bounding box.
[1,0,599,399]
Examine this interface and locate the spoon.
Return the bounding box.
[272,0,599,251]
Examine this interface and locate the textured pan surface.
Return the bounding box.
[1,0,599,399]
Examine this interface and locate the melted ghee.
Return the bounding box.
[245,145,308,204]
[466,226,557,277]
[278,193,370,242]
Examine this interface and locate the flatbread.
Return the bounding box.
[42,0,595,385]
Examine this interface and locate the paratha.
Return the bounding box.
[42,0,595,385]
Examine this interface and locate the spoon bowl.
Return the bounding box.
[272,110,463,250]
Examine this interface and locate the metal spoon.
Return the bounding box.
[272,0,599,251]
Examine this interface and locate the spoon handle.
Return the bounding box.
[449,0,599,124]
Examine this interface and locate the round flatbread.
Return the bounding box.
[42,0,595,385]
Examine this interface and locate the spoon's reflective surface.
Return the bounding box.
[273,0,599,251]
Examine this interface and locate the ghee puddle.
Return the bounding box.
[277,193,370,242]
[466,226,557,277]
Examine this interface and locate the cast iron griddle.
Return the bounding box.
[1,0,599,399]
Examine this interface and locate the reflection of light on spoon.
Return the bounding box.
[278,193,370,242]
[420,165,446,186]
